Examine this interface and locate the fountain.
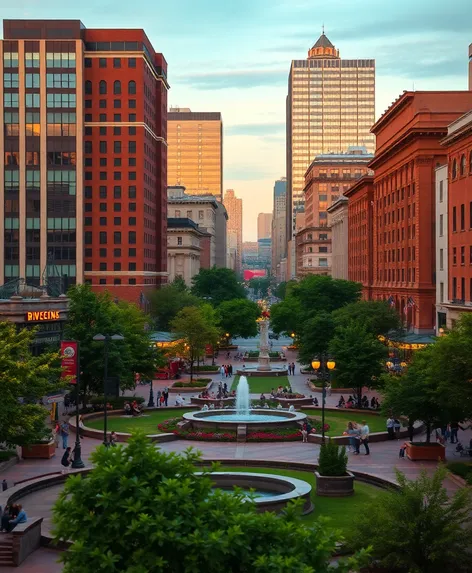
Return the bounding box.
[182,376,306,440]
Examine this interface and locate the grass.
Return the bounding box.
[447,461,472,484]
[86,408,197,434]
[301,409,387,436]
[217,466,386,537]
[232,375,289,394]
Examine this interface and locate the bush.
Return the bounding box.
[190,365,219,372]
[0,450,17,462]
[318,440,347,476]
[89,396,145,409]
[172,379,211,388]
[447,461,472,481]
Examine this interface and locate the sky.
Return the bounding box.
[3,0,472,240]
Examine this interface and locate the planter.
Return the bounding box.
[314,470,355,497]
[21,441,56,459]
[405,441,446,461]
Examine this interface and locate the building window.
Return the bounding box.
[114,262,121,271]
[129,126,136,135]
[129,278,136,285]
[129,141,136,153]
[129,231,136,244]
[128,58,136,68]
[46,73,76,88]
[129,248,136,257]
[461,246,465,265]
[114,232,122,244]
[439,282,444,303]
[439,214,444,236]
[113,99,121,109]
[26,93,41,107]
[100,248,107,257]
[100,127,107,135]
[439,249,443,270]
[99,279,107,285]
[3,52,19,67]
[128,157,136,166]
[129,99,136,109]
[453,247,457,265]
[129,262,136,271]
[319,258,328,267]
[113,58,121,68]
[452,158,457,179]
[114,158,121,167]
[129,217,136,225]
[85,58,92,68]
[177,237,182,245]
[113,127,121,135]
[100,217,107,226]
[99,58,107,68]
[128,113,136,122]
[113,113,121,122]
[99,113,107,122]
[452,277,457,299]
[114,186,122,198]
[3,73,19,88]
[114,172,121,180]
[452,206,457,232]
[129,172,136,180]
[128,80,136,95]
[114,141,122,153]
[460,154,466,176]
[100,263,107,271]
[114,203,122,212]
[99,203,107,212]
[128,186,136,198]
[99,80,107,94]
[99,232,107,244]
[113,80,121,94]
[114,217,121,225]
[129,203,136,212]
[85,80,92,94]
[461,204,465,230]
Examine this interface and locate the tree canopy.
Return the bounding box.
[191,267,246,306]
[248,277,271,299]
[217,299,261,339]
[149,281,201,331]
[53,433,365,573]
[64,285,161,401]
[297,312,336,366]
[0,322,64,447]
[332,300,401,337]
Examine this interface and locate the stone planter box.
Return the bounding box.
[169,381,212,394]
[405,441,446,461]
[21,441,56,459]
[314,470,355,497]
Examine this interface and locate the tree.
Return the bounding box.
[53,433,365,573]
[350,466,472,573]
[269,297,303,336]
[273,281,289,300]
[248,277,270,299]
[149,282,201,331]
[297,312,336,366]
[64,285,161,404]
[171,306,220,381]
[217,299,260,339]
[191,267,246,306]
[329,322,387,406]
[0,322,65,447]
[332,300,401,337]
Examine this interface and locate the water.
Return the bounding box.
[206,413,292,422]
[235,375,250,416]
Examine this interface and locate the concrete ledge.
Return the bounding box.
[12,516,43,566]
[0,455,18,474]
[169,381,212,393]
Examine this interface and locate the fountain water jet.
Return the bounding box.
[235,376,250,416]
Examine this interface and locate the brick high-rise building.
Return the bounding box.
[369,91,472,333]
[286,32,375,241]
[272,177,287,274]
[167,108,223,200]
[257,213,272,240]
[0,19,168,303]
[223,189,242,275]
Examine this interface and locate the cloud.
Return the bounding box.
[226,122,285,136]
[175,68,287,90]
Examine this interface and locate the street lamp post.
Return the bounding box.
[148,378,155,407]
[93,334,124,445]
[71,342,84,469]
[312,354,336,443]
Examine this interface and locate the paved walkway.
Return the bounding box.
[4,349,470,571]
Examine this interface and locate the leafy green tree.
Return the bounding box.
[297,312,336,366]
[329,322,387,406]
[149,282,201,331]
[217,299,260,339]
[332,300,401,337]
[64,285,161,404]
[269,297,303,336]
[171,306,220,381]
[191,267,246,306]
[273,281,290,300]
[248,277,271,299]
[53,433,366,573]
[350,466,472,573]
[0,322,65,447]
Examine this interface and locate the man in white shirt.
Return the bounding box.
[360,420,370,455]
[175,394,185,407]
[386,417,395,440]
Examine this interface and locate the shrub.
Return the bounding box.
[447,461,472,481]
[172,379,211,388]
[0,450,17,462]
[318,440,347,476]
[89,396,145,409]
[191,365,219,372]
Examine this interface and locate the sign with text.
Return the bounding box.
[26,310,60,322]
[61,341,78,385]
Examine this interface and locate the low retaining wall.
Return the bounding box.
[242,357,286,363]
[169,381,213,394]
[306,381,363,395]
[191,396,235,406]
[0,455,18,473]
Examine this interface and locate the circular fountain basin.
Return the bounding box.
[183,408,306,431]
[205,471,313,514]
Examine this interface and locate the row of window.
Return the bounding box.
[85,126,137,137]
[85,157,136,168]
[84,112,137,122]
[3,52,77,68]
[4,72,75,89]
[451,246,472,266]
[84,171,137,181]
[378,268,416,284]
[85,80,136,95]
[85,217,137,226]
[85,57,136,69]
[85,202,136,212]
[85,185,136,199]
[85,261,138,272]
[85,231,137,245]
[86,98,136,109]
[451,152,472,179]
[451,202,472,232]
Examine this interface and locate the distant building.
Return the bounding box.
[167,108,223,200]
[434,164,448,333]
[272,178,287,274]
[242,242,258,266]
[224,189,243,275]
[257,238,272,266]
[257,213,272,240]
[167,218,207,286]
[327,196,349,280]
[214,202,228,268]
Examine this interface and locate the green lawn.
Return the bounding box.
[301,409,386,436]
[86,408,197,434]
[232,375,289,394]
[218,466,386,538]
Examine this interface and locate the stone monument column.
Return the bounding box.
[257,318,271,371]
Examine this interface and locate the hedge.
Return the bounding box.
[191,365,219,372]
[173,379,212,388]
[89,396,145,409]
[0,450,17,462]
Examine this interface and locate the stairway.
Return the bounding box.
[0,533,15,566]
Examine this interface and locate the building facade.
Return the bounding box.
[214,202,228,268]
[167,185,218,268]
[167,108,223,200]
[369,91,472,333]
[327,196,348,279]
[434,164,448,332]
[271,177,287,274]
[299,147,373,277]
[345,175,374,299]
[286,32,375,240]
[440,111,472,328]
[223,189,242,275]
[167,218,206,286]
[257,212,272,240]
[0,19,169,304]
[257,238,272,267]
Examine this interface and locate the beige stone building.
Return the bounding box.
[327,196,349,279]
[167,218,207,286]
[223,189,243,275]
[167,108,223,200]
[257,213,272,240]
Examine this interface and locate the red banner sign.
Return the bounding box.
[61,341,78,385]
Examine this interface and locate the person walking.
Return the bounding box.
[292,362,296,375]
[393,418,401,438]
[156,389,162,407]
[163,387,169,407]
[61,447,72,474]
[60,421,69,449]
[386,417,395,440]
[450,421,460,444]
[360,420,370,455]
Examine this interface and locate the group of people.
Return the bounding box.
[336,396,380,410]
[287,362,296,375]
[123,400,145,416]
[344,421,371,455]
[154,388,169,408]
[219,365,233,379]
[270,386,293,398]
[0,503,27,532]
[386,416,402,439]
[53,420,72,449]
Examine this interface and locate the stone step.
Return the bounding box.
[0,560,15,567]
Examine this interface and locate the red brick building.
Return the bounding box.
[345,175,374,299]
[440,111,472,325]
[369,91,472,333]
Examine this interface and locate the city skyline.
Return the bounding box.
[2,0,471,240]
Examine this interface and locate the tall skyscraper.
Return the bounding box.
[223,189,242,275]
[286,32,375,240]
[257,212,272,240]
[271,177,287,273]
[167,107,223,200]
[0,19,168,303]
